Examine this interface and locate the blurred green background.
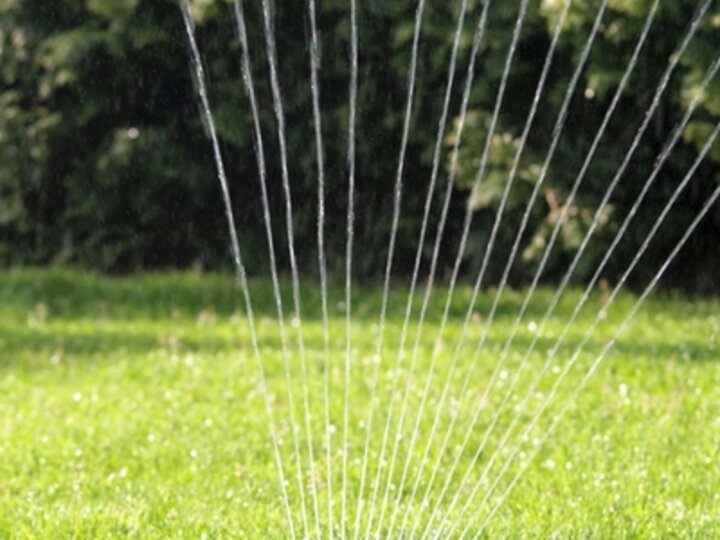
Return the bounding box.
[1,0,718,290]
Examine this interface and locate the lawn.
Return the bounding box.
[0,269,718,538]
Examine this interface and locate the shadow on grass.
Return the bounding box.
[2,319,715,374]
[2,267,687,324]
[2,268,716,375]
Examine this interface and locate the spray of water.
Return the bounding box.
[392,1,580,534]
[467,120,720,538]
[344,0,359,537]
[356,1,427,536]
[371,1,532,534]
[180,0,296,535]
[420,4,712,535]
[351,0,471,535]
[455,54,720,533]
[180,0,720,536]
[257,0,324,534]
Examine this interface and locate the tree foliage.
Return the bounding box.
[0,0,718,290]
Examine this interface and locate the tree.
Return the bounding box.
[1,0,718,290]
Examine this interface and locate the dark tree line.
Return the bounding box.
[1,0,718,291]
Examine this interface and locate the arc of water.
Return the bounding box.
[259,0,321,535]
[434,24,719,540]
[466,122,720,539]
[394,1,605,535]
[392,0,580,535]
[447,71,720,539]
[370,5,492,534]
[420,2,712,535]
[352,0,470,536]
[340,0,358,538]
[180,2,295,536]
[305,0,335,535]
[185,0,720,535]
[380,3,474,535]
[231,1,314,535]
[443,50,720,539]
[378,3,493,533]
[351,0,427,537]
[371,0,531,534]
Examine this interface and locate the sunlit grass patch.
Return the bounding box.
[0,268,718,537]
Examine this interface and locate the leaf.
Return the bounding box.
[86,0,140,20]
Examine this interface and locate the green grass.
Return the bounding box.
[1,268,718,538]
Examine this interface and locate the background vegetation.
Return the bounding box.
[1,0,718,290]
